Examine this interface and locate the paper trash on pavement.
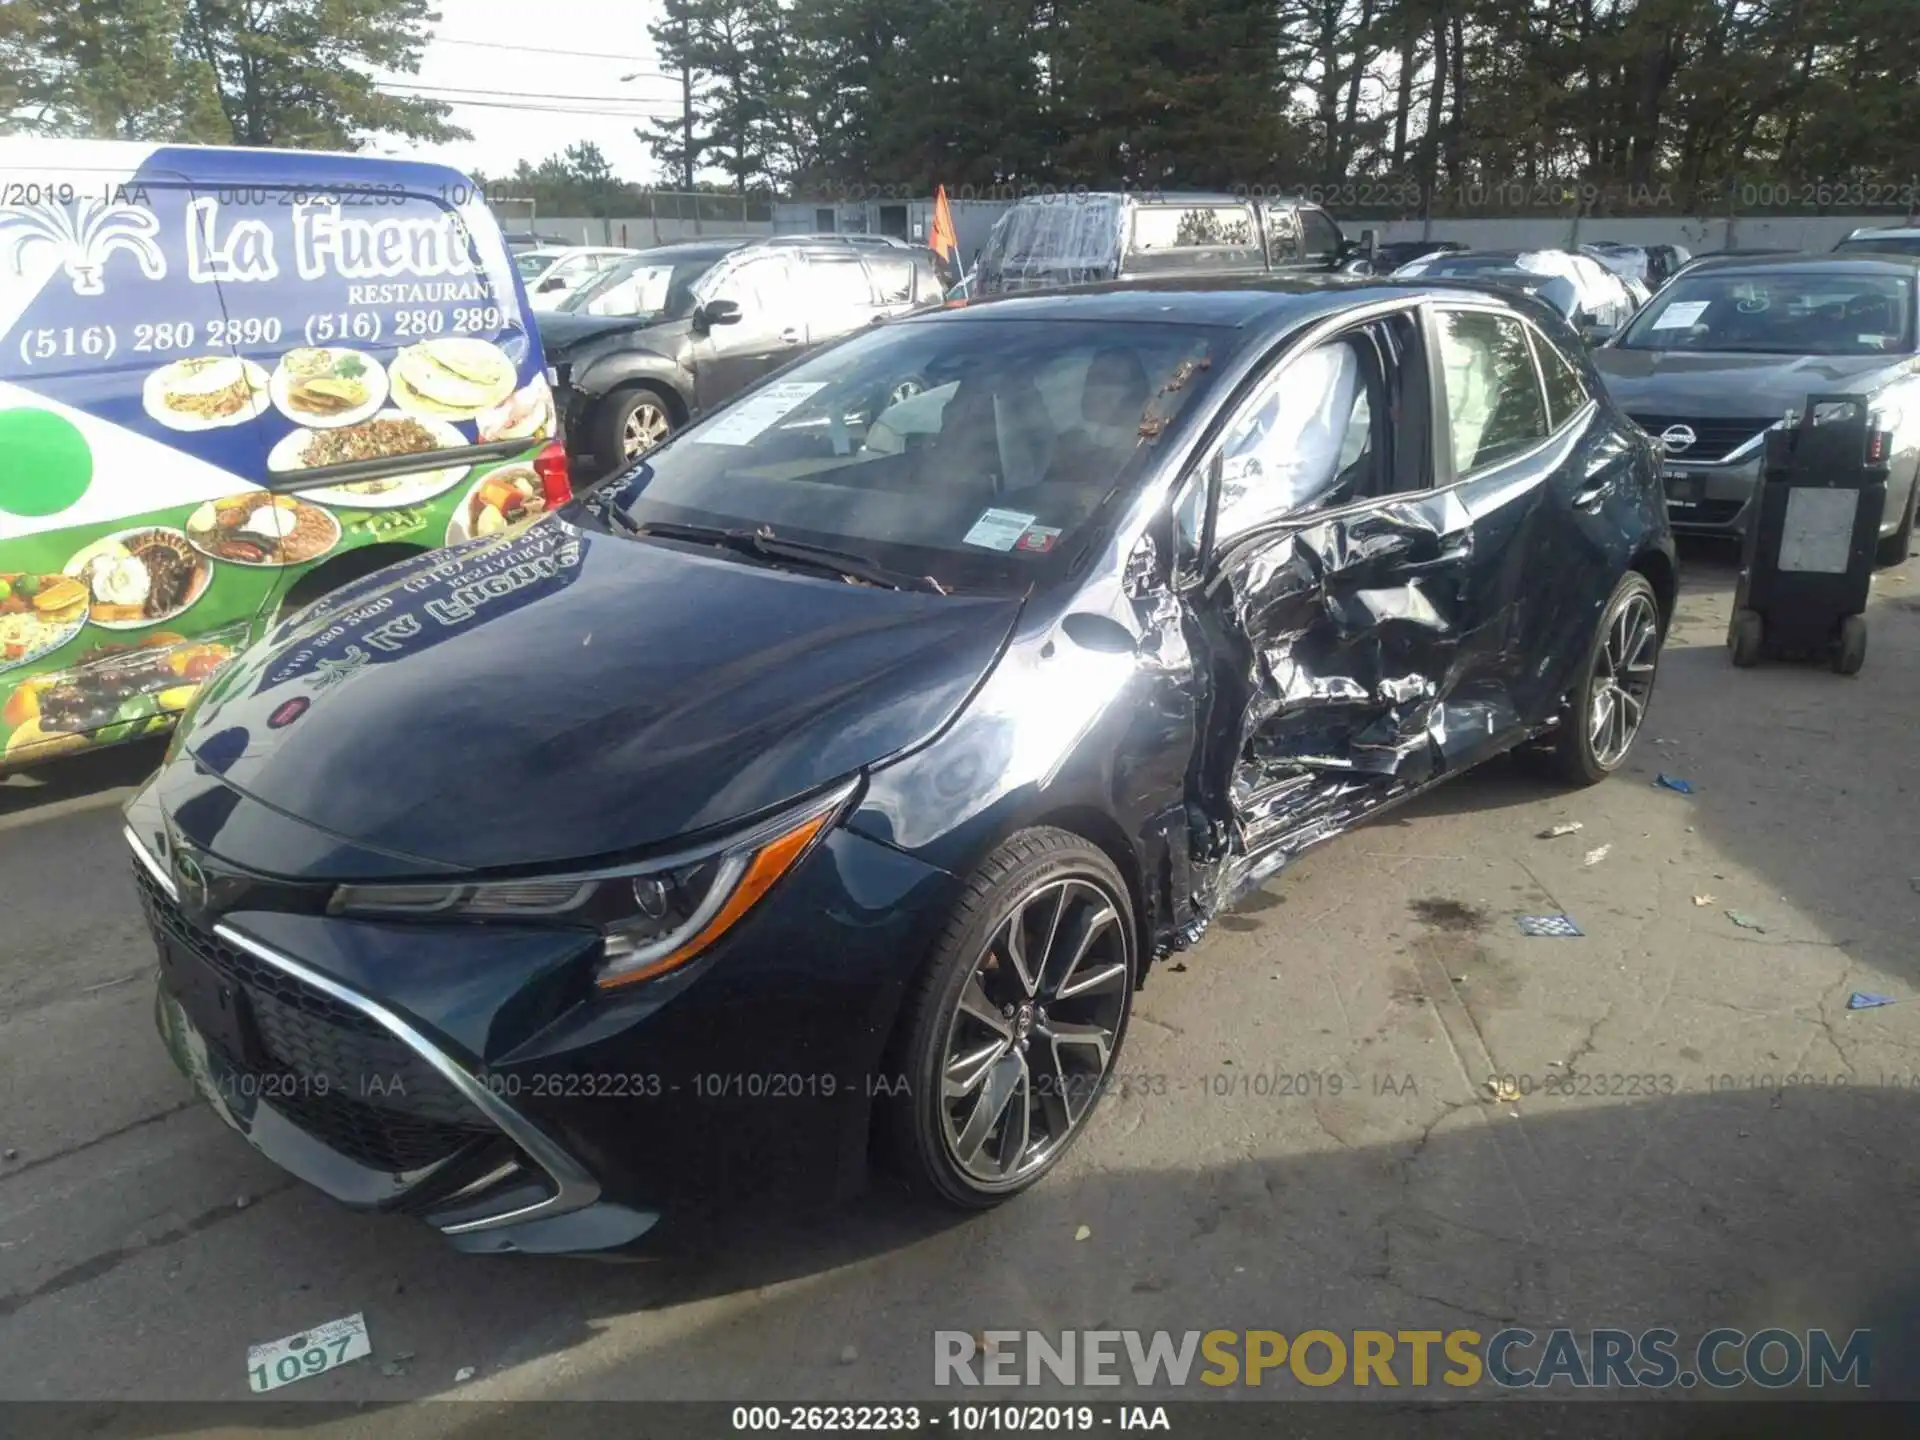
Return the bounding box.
[247,1313,371,1393]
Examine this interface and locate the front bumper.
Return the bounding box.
[1661,453,1761,536]
[134,828,655,1254]
[128,787,955,1252]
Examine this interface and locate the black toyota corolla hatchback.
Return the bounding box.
[127,277,1675,1254]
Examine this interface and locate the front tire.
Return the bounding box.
[886,829,1136,1209]
[1541,571,1662,786]
[593,384,676,476]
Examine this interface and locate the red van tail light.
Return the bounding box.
[534,440,573,507]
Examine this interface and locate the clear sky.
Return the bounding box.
[369,1,679,184]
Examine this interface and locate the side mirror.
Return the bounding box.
[693,298,741,333]
[1359,228,1378,258]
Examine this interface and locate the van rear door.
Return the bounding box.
[175,165,554,621]
[0,144,264,763]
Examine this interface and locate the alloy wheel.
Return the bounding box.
[938,877,1130,1189]
[1588,589,1659,768]
[622,401,672,457]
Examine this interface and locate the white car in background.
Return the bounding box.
[516,246,639,310]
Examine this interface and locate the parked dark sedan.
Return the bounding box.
[128,277,1674,1254]
[1592,252,1920,561]
[541,237,942,481]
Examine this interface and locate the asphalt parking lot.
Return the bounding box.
[2,545,1919,1418]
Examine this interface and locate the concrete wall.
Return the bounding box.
[778,199,1913,263]
[1369,214,1903,252]
[536,203,1907,259]
[773,199,1007,265]
[532,215,776,248]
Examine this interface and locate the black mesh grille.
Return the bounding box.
[135,861,493,1171]
[1631,415,1776,463]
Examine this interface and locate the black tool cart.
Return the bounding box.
[1727,394,1890,674]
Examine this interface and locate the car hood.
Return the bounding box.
[536,311,675,357]
[181,519,1023,872]
[1592,349,1902,417]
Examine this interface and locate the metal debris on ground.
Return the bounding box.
[1653,774,1696,794]
[246,1313,371,1394]
[455,1366,476,1383]
[1074,1225,1092,1241]
[1486,1077,1522,1102]
[1583,845,1611,867]
[1518,915,1583,937]
[1538,822,1584,839]
[1725,910,1768,933]
[1692,894,1715,907]
[1848,993,1900,1011]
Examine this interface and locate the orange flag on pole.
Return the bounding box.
[929,185,958,262]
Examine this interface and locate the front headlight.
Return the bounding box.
[328,779,857,989]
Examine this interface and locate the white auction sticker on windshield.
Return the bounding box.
[696,383,828,446]
[1650,301,1710,329]
[964,508,1039,551]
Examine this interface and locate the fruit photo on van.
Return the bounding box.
[0,139,565,771]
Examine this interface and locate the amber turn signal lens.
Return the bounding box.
[596,809,833,990]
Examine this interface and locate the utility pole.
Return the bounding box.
[680,6,695,198]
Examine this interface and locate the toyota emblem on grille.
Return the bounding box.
[1659,424,1697,455]
[173,846,210,917]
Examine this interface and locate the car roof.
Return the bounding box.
[1422,248,1581,262]
[1844,226,1920,240]
[922,273,1551,328]
[1666,251,1920,277]
[621,239,754,261]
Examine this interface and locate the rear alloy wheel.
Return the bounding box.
[1540,571,1662,785]
[888,830,1135,1208]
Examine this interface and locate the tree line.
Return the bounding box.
[8,0,1918,218]
[646,0,1920,214]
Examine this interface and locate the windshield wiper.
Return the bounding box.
[581,484,644,535]
[638,520,948,594]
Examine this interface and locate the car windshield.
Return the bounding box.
[595,318,1230,593]
[1614,270,1916,354]
[561,254,718,318]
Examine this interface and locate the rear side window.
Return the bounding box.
[866,254,915,305]
[1529,328,1592,430]
[1129,205,1262,270]
[1262,207,1302,265]
[1434,309,1549,473]
[1297,208,1343,263]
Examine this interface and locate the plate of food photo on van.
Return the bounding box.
[444,463,545,544]
[387,337,518,421]
[0,572,90,674]
[268,411,473,508]
[185,491,342,568]
[269,347,389,429]
[64,528,212,629]
[476,377,557,443]
[142,356,272,432]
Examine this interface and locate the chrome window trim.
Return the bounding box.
[127,826,600,1237]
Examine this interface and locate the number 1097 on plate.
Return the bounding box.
[247,1312,372,1393]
